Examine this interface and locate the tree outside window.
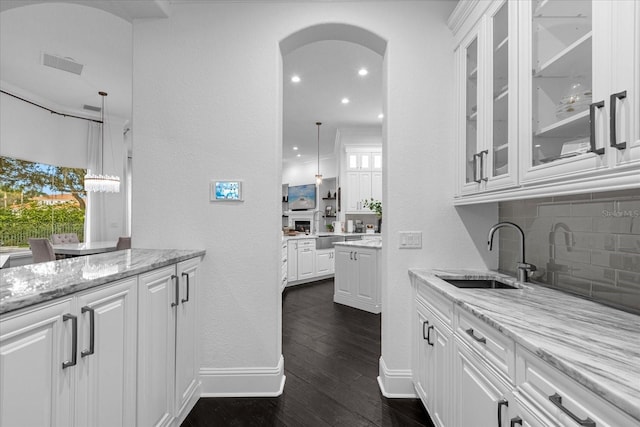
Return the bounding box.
[0,156,86,250]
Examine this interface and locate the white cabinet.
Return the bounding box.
[287,240,298,282]
[0,298,74,427]
[333,245,381,314]
[343,148,382,214]
[515,345,638,427]
[451,0,640,202]
[138,258,201,427]
[454,341,511,427]
[75,278,138,427]
[0,278,137,427]
[413,298,453,427]
[316,248,335,276]
[297,239,316,281]
[456,0,519,195]
[281,240,288,292]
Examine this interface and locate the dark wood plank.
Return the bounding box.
[181,279,435,427]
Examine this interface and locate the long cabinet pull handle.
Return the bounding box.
[473,153,482,183]
[80,306,95,358]
[62,314,77,369]
[610,91,627,150]
[549,393,596,427]
[171,275,179,307]
[354,252,358,261]
[497,399,508,427]
[589,101,606,155]
[427,326,434,346]
[510,417,523,427]
[480,150,489,181]
[350,251,353,260]
[466,328,487,344]
[181,272,190,303]
[422,320,430,340]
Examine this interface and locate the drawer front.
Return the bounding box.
[456,308,514,381]
[414,280,453,328]
[297,239,316,249]
[516,345,638,427]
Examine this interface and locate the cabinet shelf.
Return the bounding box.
[468,66,478,79]
[322,197,336,200]
[495,36,508,53]
[534,0,591,20]
[494,88,508,103]
[535,109,589,138]
[534,32,592,77]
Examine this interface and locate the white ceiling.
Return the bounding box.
[283,40,383,163]
[0,1,383,161]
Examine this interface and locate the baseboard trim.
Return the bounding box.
[333,294,381,314]
[199,355,286,397]
[377,357,416,398]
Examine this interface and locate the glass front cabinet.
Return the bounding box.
[456,0,519,196]
[452,0,640,200]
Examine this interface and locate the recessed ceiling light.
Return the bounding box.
[534,144,541,148]
[293,146,298,151]
[358,68,368,76]
[378,113,384,119]
[291,75,301,83]
[341,98,350,104]
[296,154,301,157]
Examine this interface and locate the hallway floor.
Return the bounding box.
[181,279,435,426]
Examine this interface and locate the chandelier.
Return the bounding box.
[84,91,120,193]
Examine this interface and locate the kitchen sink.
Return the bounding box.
[439,278,518,289]
[316,235,345,250]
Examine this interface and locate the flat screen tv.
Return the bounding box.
[288,184,316,210]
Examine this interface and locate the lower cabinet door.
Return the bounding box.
[355,249,375,302]
[298,248,315,279]
[138,266,177,427]
[0,299,74,427]
[334,248,354,298]
[454,341,510,427]
[316,249,332,276]
[174,258,200,423]
[75,278,138,427]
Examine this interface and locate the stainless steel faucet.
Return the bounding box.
[487,222,537,282]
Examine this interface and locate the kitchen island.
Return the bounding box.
[333,238,382,313]
[409,268,640,426]
[0,248,205,427]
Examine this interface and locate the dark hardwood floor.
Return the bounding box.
[181,279,435,427]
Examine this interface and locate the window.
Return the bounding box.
[0,156,86,250]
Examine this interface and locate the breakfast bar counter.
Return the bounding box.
[0,248,205,315]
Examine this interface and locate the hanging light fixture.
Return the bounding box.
[84,91,120,193]
[315,122,323,185]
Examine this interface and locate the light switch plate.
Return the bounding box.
[399,231,422,249]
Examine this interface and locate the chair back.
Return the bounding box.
[51,233,79,244]
[29,238,56,263]
[116,237,131,250]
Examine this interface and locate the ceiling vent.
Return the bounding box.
[83,104,101,112]
[42,53,83,75]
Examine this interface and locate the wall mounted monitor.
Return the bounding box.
[210,180,243,202]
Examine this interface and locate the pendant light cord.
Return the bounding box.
[316,122,321,177]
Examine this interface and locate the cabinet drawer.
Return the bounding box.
[415,282,453,328]
[516,345,638,427]
[456,308,514,381]
[297,239,315,249]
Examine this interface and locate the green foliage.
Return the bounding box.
[363,198,382,218]
[0,203,85,247]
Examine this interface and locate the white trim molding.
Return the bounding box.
[377,357,416,398]
[199,355,286,397]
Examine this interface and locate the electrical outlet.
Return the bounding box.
[399,231,422,249]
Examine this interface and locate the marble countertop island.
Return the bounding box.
[409,268,640,422]
[0,248,205,315]
[334,239,382,249]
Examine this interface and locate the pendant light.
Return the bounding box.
[315,122,323,185]
[84,91,120,193]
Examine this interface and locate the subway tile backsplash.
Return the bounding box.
[498,189,640,314]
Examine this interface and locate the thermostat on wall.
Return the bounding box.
[210,180,243,202]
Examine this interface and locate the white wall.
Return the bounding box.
[132,1,496,397]
[282,156,337,186]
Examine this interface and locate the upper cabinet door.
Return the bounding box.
[457,0,518,196]
[610,0,640,168]
[519,0,610,183]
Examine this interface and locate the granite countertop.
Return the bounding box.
[409,268,640,422]
[283,232,373,240]
[0,248,205,315]
[334,239,382,249]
